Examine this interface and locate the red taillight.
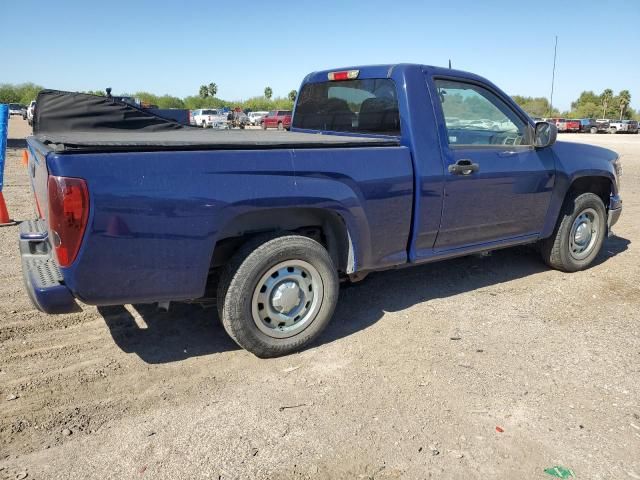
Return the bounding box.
[47,176,89,267]
[327,70,359,81]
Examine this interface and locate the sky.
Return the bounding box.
[2,0,639,111]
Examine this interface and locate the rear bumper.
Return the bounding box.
[608,195,622,234]
[19,219,79,314]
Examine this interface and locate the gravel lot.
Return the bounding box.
[1,117,639,479]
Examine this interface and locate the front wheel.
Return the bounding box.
[540,192,607,272]
[277,121,284,131]
[590,126,598,134]
[217,234,339,358]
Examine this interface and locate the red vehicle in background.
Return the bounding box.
[565,119,580,132]
[261,110,292,130]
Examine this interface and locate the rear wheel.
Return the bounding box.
[540,192,606,272]
[261,122,267,130]
[217,234,339,358]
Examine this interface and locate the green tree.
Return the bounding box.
[618,90,631,120]
[601,89,613,119]
[288,90,297,102]
[264,86,273,100]
[199,85,209,98]
[511,95,559,117]
[208,83,218,97]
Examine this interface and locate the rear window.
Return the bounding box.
[293,78,400,135]
[202,109,217,115]
[277,111,292,116]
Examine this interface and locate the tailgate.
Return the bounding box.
[26,137,50,220]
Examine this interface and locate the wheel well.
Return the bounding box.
[567,176,611,207]
[210,208,351,273]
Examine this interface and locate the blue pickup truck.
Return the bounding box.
[20,64,622,357]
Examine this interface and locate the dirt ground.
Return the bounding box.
[1,117,639,479]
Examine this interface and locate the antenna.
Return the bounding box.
[548,35,558,116]
[448,59,452,69]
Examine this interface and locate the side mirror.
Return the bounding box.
[534,121,557,148]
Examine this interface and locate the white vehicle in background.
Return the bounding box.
[248,111,269,126]
[608,119,637,134]
[27,100,36,126]
[8,103,24,116]
[191,109,228,129]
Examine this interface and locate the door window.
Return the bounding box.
[434,79,531,147]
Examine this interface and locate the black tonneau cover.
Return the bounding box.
[33,90,400,153]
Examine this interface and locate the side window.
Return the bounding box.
[434,79,531,147]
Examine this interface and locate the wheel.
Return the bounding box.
[277,121,284,131]
[590,126,598,134]
[217,234,339,358]
[261,122,267,130]
[609,128,617,134]
[201,121,207,128]
[540,192,606,272]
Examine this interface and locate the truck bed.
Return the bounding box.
[34,129,400,153]
[31,89,399,153]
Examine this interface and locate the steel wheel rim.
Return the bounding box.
[569,207,599,260]
[251,260,323,339]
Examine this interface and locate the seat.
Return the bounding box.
[358,98,400,133]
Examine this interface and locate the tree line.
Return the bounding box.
[1,82,635,120]
[0,82,297,112]
[512,89,636,120]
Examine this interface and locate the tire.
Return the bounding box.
[217,233,339,358]
[261,122,267,130]
[277,121,283,131]
[590,126,598,134]
[540,192,607,272]
[609,128,617,134]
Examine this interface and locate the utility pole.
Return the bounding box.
[549,35,558,117]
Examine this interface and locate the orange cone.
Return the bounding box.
[0,191,16,226]
[22,150,29,167]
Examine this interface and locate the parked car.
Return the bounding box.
[248,111,268,126]
[621,120,638,134]
[26,101,36,126]
[191,109,228,129]
[595,119,611,133]
[579,119,598,133]
[549,118,567,132]
[20,65,622,358]
[8,103,24,116]
[228,109,250,129]
[261,110,292,130]
[565,119,580,132]
[608,120,633,134]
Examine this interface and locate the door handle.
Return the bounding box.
[448,159,479,175]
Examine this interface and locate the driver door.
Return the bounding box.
[432,77,555,250]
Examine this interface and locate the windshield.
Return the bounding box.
[293,78,400,135]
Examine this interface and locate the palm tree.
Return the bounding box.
[264,86,273,100]
[199,85,209,99]
[208,83,218,97]
[618,90,631,120]
[601,89,613,119]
